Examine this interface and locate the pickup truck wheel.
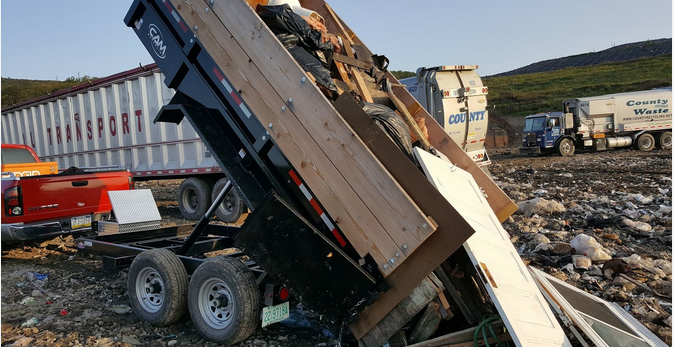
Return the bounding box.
[128,249,188,326]
[212,178,246,223]
[178,177,212,220]
[188,257,260,345]
[557,138,575,157]
[635,133,655,151]
[657,131,672,150]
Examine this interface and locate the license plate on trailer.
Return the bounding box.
[71,215,92,229]
[261,301,289,327]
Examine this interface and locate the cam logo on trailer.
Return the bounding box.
[148,24,167,59]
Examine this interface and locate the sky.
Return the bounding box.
[1,0,672,80]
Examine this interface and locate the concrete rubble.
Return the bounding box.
[1,149,670,346]
[493,149,672,345]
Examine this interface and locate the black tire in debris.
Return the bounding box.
[635,133,655,151]
[178,177,213,220]
[128,249,188,326]
[188,257,261,345]
[211,177,246,223]
[557,138,575,156]
[657,131,672,150]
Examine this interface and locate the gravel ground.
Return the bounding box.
[1,147,671,346]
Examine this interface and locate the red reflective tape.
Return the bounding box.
[163,0,173,11]
[309,198,323,215]
[288,170,302,186]
[479,139,485,142]
[178,18,188,32]
[331,229,347,247]
[213,67,223,81]
[471,140,477,143]
[231,91,242,105]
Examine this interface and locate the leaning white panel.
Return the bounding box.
[530,267,668,347]
[414,147,570,347]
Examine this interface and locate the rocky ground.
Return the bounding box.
[1,147,671,346]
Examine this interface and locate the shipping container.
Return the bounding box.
[1,64,245,222]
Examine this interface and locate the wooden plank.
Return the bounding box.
[322,2,354,45]
[174,0,436,274]
[333,53,372,70]
[334,95,474,339]
[341,35,355,58]
[387,88,430,150]
[434,265,477,324]
[408,301,442,344]
[350,67,374,103]
[386,77,518,222]
[245,0,268,8]
[360,278,439,347]
[406,321,505,347]
[334,61,352,85]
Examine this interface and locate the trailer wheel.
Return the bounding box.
[128,249,188,326]
[657,131,672,150]
[212,178,246,224]
[178,177,213,220]
[188,257,260,345]
[557,138,575,157]
[635,133,655,151]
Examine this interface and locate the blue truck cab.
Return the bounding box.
[520,112,576,156]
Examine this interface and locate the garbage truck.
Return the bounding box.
[520,88,672,156]
[399,66,490,166]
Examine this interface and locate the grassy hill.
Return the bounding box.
[483,54,672,120]
[3,50,671,122]
[1,76,95,109]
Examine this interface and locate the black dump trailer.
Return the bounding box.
[77,0,387,344]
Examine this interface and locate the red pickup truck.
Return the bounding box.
[1,144,134,242]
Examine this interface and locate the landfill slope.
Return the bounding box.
[1,148,671,346]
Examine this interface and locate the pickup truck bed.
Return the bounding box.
[1,144,133,242]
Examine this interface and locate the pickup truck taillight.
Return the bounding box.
[128,176,135,190]
[4,186,23,216]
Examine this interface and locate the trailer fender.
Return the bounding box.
[629,130,648,140]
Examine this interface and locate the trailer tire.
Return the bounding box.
[211,178,246,224]
[188,257,260,345]
[557,138,575,157]
[178,177,212,220]
[128,249,188,326]
[635,133,655,151]
[657,131,672,150]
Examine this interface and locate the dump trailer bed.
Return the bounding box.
[120,0,518,343]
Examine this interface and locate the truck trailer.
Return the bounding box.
[399,65,490,166]
[521,88,672,156]
[1,65,246,223]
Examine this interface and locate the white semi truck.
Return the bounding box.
[1,64,245,222]
[521,88,672,156]
[399,65,490,166]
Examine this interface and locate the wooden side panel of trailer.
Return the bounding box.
[171,0,437,276]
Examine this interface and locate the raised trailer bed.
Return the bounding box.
[77,0,524,345]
